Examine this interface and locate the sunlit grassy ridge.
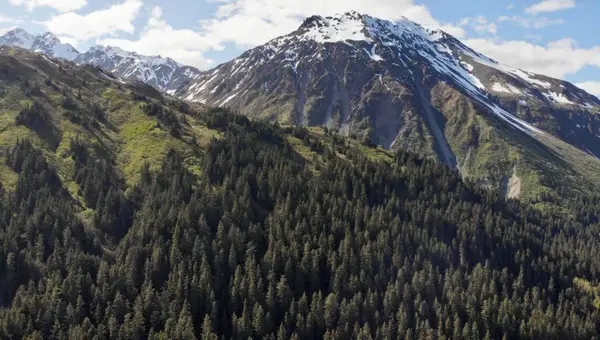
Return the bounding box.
[0,48,395,212]
[0,49,210,204]
[2,47,599,216]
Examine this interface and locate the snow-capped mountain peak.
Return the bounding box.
[31,32,79,60]
[297,12,373,43]
[0,28,36,49]
[0,29,78,60]
[295,11,439,46]
[86,45,181,68]
[88,45,128,57]
[39,32,59,41]
[75,44,192,92]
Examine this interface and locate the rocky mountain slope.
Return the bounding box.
[0,29,202,92]
[177,11,600,205]
[0,46,390,200]
[74,45,202,93]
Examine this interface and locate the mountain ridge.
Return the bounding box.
[2,21,598,106]
[0,28,79,60]
[2,14,600,204]
[74,44,202,93]
[176,11,600,204]
[0,28,202,93]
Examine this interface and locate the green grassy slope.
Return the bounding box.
[0,49,200,202]
[0,48,393,210]
[431,83,600,211]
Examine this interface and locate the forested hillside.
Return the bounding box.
[2,107,600,339]
[3,47,600,339]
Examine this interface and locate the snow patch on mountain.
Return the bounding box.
[511,69,552,89]
[0,28,35,49]
[219,91,240,106]
[0,29,78,60]
[76,45,198,92]
[492,82,523,95]
[41,55,58,67]
[545,91,575,105]
[461,62,474,72]
[31,32,78,60]
[299,12,373,43]
[461,49,555,91]
[364,44,384,61]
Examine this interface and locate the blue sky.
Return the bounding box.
[1,0,599,95]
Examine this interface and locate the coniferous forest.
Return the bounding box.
[1,107,600,340]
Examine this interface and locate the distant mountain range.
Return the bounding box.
[0,28,202,93]
[74,45,202,93]
[2,15,600,203]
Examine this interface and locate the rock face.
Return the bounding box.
[177,11,600,201]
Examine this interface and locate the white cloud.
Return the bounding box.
[57,35,79,47]
[576,81,600,98]
[0,26,18,36]
[0,15,21,37]
[498,15,565,29]
[98,6,220,69]
[547,37,577,49]
[0,14,19,24]
[8,0,87,12]
[525,0,576,15]
[459,16,497,35]
[524,34,543,42]
[41,0,142,41]
[529,16,565,28]
[464,37,600,79]
[506,4,515,10]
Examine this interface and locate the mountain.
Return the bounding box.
[31,32,79,60]
[74,45,202,93]
[0,29,79,60]
[178,11,600,205]
[0,28,202,93]
[3,47,600,340]
[0,28,35,49]
[0,45,390,199]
